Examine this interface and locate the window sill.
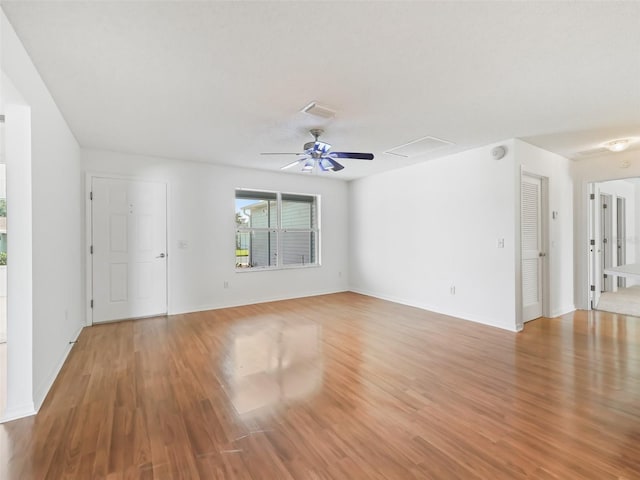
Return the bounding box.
[235,264,321,273]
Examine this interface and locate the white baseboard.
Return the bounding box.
[551,305,576,318]
[169,288,348,316]
[349,288,519,332]
[33,326,83,411]
[1,402,36,423]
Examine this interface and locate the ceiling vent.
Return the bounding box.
[385,135,453,158]
[300,101,336,119]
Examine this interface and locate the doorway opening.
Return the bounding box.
[589,178,640,316]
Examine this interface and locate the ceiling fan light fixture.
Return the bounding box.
[302,159,315,172]
[319,158,334,171]
[604,138,632,153]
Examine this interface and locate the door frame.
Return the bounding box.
[616,196,626,288]
[516,170,550,329]
[85,173,170,326]
[588,183,602,309]
[599,193,614,293]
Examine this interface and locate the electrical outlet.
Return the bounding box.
[497,238,505,248]
[338,271,342,278]
[450,286,456,295]
[223,281,229,289]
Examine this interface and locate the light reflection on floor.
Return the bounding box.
[223,316,323,416]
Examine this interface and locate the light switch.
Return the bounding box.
[497,238,505,248]
[179,240,189,249]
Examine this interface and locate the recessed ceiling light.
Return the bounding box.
[604,138,633,152]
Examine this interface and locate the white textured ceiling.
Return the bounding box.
[2,1,640,180]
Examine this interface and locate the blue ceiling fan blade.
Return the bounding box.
[330,152,374,160]
[281,159,302,170]
[325,158,345,171]
[313,141,332,154]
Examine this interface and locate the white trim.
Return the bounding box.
[3,103,34,424]
[515,165,523,330]
[349,288,520,332]
[541,176,551,318]
[580,180,594,310]
[1,403,36,423]
[84,173,93,326]
[235,189,320,270]
[168,288,347,316]
[235,264,321,273]
[551,305,576,318]
[33,326,83,411]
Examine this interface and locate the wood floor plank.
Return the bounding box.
[1,293,640,479]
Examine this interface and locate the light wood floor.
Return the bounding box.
[1,292,639,479]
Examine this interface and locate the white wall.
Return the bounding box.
[1,75,34,420]
[348,139,574,331]
[514,139,574,322]
[2,11,84,413]
[572,149,640,308]
[349,140,518,330]
[83,149,349,315]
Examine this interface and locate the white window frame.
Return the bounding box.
[235,189,320,271]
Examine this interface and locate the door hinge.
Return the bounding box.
[90,299,94,309]
[590,193,595,200]
[603,238,608,244]
[604,274,608,279]
[603,203,607,209]
[590,239,595,246]
[590,285,595,291]
[90,245,93,254]
[90,191,93,200]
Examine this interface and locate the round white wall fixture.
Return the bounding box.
[491,145,507,160]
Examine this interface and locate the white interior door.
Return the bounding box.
[589,185,602,309]
[600,194,613,292]
[521,174,544,322]
[91,177,167,323]
[616,197,626,288]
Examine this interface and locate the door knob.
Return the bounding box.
[156,253,166,258]
[539,252,546,257]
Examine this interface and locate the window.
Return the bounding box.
[235,189,319,270]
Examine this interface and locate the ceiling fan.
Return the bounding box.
[261,129,374,172]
